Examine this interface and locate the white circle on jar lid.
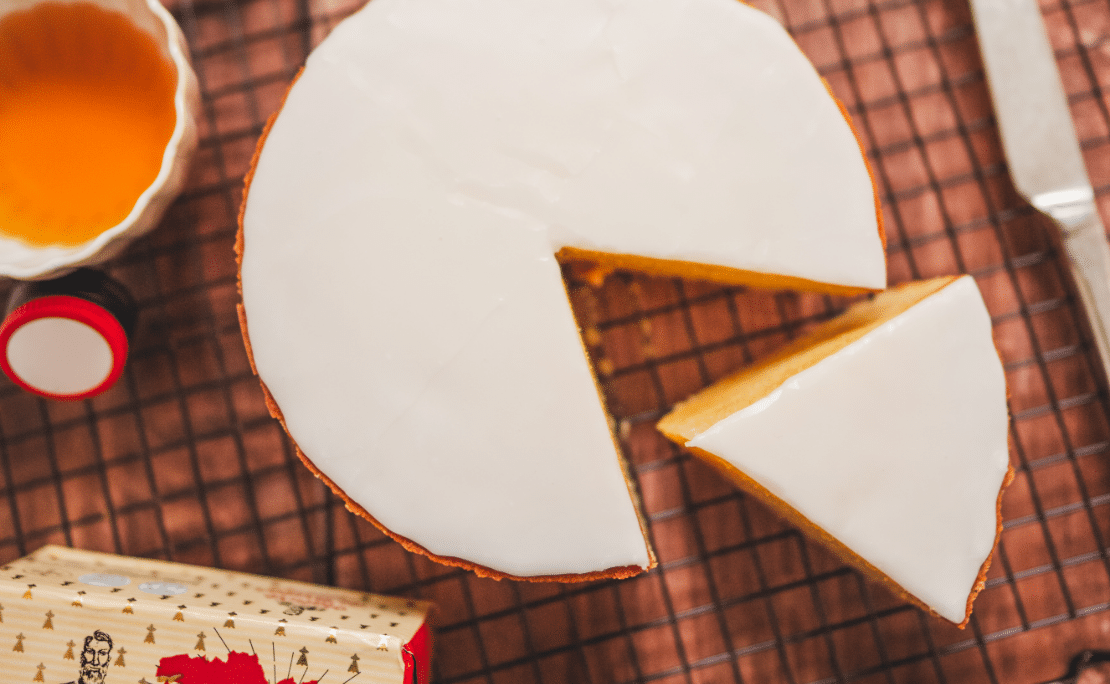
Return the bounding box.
[79,573,131,588]
[5,317,113,395]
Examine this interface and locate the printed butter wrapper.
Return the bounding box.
[0,546,432,684]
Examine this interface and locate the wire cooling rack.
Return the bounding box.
[2,0,1109,681]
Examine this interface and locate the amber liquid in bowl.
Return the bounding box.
[0,2,178,248]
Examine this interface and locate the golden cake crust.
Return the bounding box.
[686,445,1013,628]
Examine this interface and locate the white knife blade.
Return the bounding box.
[970,0,1110,384]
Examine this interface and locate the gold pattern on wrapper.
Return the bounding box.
[0,546,431,683]
[33,663,44,682]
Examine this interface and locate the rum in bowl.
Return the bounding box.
[0,1,178,248]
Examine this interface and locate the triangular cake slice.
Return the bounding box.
[658,276,1012,625]
[238,0,887,581]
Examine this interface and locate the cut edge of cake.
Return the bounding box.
[554,77,887,296]
[656,276,1014,627]
[555,246,882,296]
[658,278,961,439]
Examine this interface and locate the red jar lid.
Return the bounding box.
[0,269,136,401]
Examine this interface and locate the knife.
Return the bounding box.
[969,0,1110,387]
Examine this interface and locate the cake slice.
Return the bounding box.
[657,276,1012,626]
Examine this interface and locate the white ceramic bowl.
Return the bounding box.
[0,0,200,280]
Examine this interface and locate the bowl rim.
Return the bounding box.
[0,0,200,280]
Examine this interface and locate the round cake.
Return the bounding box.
[238,0,887,580]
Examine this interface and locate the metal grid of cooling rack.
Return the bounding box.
[1,0,1109,681]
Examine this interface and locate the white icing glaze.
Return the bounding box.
[688,276,1010,622]
[240,0,885,576]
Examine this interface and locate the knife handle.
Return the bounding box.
[1058,209,1110,387]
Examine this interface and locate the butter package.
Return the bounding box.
[0,546,432,683]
